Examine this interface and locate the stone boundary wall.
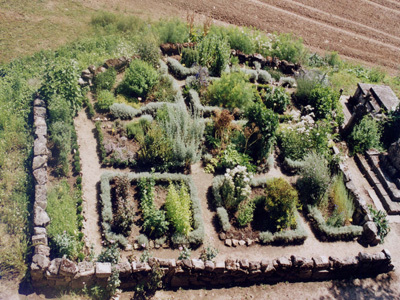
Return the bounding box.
[31,250,393,288]
[31,97,52,279]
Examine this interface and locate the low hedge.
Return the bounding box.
[212,176,307,245]
[306,205,363,241]
[188,89,219,117]
[100,172,204,248]
[166,57,200,80]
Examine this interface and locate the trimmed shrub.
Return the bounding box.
[197,34,230,76]
[349,115,382,154]
[165,183,192,236]
[257,70,272,84]
[208,72,254,110]
[118,60,159,99]
[96,90,115,111]
[137,234,149,248]
[217,207,231,231]
[187,89,218,117]
[328,174,355,226]
[111,176,135,236]
[110,103,140,119]
[94,67,117,92]
[166,57,199,80]
[280,77,296,88]
[181,48,199,68]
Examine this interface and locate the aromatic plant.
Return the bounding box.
[197,34,230,76]
[261,86,291,114]
[52,232,81,260]
[111,176,134,236]
[264,178,298,231]
[199,245,219,262]
[308,85,342,124]
[236,199,255,227]
[165,183,192,236]
[328,174,354,226]
[244,103,278,161]
[138,35,160,67]
[155,18,188,44]
[181,48,199,68]
[369,205,390,243]
[220,166,252,212]
[208,72,254,109]
[178,246,192,260]
[97,243,120,264]
[118,59,159,99]
[96,90,115,111]
[349,115,382,154]
[94,67,117,92]
[218,144,256,173]
[270,33,307,64]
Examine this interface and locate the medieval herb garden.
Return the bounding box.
[2,12,399,299]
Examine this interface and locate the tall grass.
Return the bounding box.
[329,174,354,222]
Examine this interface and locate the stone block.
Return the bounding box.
[249,261,261,272]
[35,245,50,257]
[96,262,112,278]
[34,206,50,227]
[35,184,47,204]
[363,221,380,245]
[214,261,225,273]
[34,106,47,118]
[132,262,151,272]
[232,239,239,247]
[181,259,192,269]
[33,155,48,170]
[204,261,215,272]
[312,270,330,280]
[47,258,62,276]
[30,263,44,281]
[32,234,48,246]
[34,116,46,127]
[277,257,292,269]
[32,254,50,270]
[225,259,237,271]
[358,252,373,263]
[313,256,330,269]
[35,125,47,137]
[33,168,48,185]
[33,227,46,235]
[192,259,205,271]
[239,259,249,270]
[76,261,95,278]
[225,239,232,247]
[238,240,246,246]
[33,136,48,156]
[34,98,46,107]
[219,232,226,240]
[382,249,391,260]
[59,258,79,276]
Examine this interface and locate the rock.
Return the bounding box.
[35,184,47,204]
[277,257,292,269]
[238,240,246,246]
[214,261,225,273]
[88,65,96,73]
[232,239,239,247]
[149,240,155,248]
[239,259,249,270]
[35,245,50,256]
[191,259,205,271]
[116,261,132,277]
[388,140,400,171]
[204,261,215,272]
[313,256,330,269]
[34,107,47,119]
[59,258,79,276]
[125,243,132,251]
[246,238,253,246]
[34,136,48,156]
[33,155,48,170]
[155,243,160,249]
[34,116,46,127]
[134,243,139,250]
[162,243,169,249]
[34,199,47,210]
[95,66,107,75]
[32,234,48,245]
[260,259,270,271]
[224,239,232,247]
[35,125,47,137]
[33,227,46,235]
[225,259,237,271]
[363,221,380,245]
[219,232,226,240]
[34,98,46,107]
[249,261,260,271]
[34,206,50,227]
[32,254,50,269]
[358,252,373,263]
[181,259,192,269]
[33,168,48,185]
[47,258,62,275]
[78,77,88,87]
[383,249,391,260]
[81,69,93,80]
[96,262,112,278]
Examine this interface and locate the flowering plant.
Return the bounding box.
[220,165,252,211]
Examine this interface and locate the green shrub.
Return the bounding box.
[261,86,290,114]
[236,199,255,227]
[328,174,354,226]
[225,26,254,54]
[96,90,115,111]
[49,121,71,176]
[244,103,278,160]
[297,152,331,206]
[349,115,382,154]
[97,243,120,264]
[264,178,298,231]
[216,207,231,232]
[137,234,149,248]
[197,34,230,76]
[138,36,160,67]
[118,60,159,99]
[94,67,117,92]
[217,144,256,173]
[48,94,72,124]
[155,18,188,44]
[111,176,135,236]
[199,245,219,262]
[208,72,254,110]
[270,33,307,64]
[149,74,176,103]
[295,73,326,106]
[369,205,390,243]
[166,57,199,80]
[165,183,192,236]
[220,166,252,212]
[181,48,199,68]
[308,85,342,123]
[178,246,192,260]
[52,232,81,260]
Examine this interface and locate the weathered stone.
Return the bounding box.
[225,259,237,271]
[35,245,50,257]
[32,254,50,270]
[329,256,345,269]
[149,240,155,248]
[33,155,47,170]
[238,240,246,246]
[35,184,47,203]
[239,259,249,270]
[34,206,50,227]
[35,116,46,127]
[157,258,176,268]
[312,270,330,280]
[277,257,292,269]
[341,257,358,268]
[358,252,373,263]
[35,125,47,137]
[76,261,95,278]
[388,140,400,171]
[260,259,270,271]
[78,77,88,87]
[246,238,253,246]
[181,259,192,269]
[219,232,226,240]
[34,106,47,119]
[313,256,330,269]
[116,261,132,277]
[33,168,48,185]
[192,259,205,271]
[47,258,62,275]
[32,234,48,246]
[300,258,314,270]
[383,249,391,260]
[34,137,48,156]
[81,69,93,80]
[224,239,232,247]
[363,221,380,245]
[95,66,107,75]
[372,252,387,262]
[59,258,79,276]
[249,261,260,271]
[88,65,96,73]
[214,261,225,273]
[96,262,112,278]
[264,263,276,276]
[232,239,239,247]
[204,261,215,272]
[34,98,46,107]
[134,243,139,250]
[30,263,44,281]
[33,227,46,235]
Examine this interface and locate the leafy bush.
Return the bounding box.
[49,121,72,176]
[197,34,230,76]
[155,18,188,44]
[261,86,290,114]
[328,174,354,226]
[48,94,72,124]
[166,57,199,80]
[111,176,135,236]
[118,60,159,99]
[96,90,115,111]
[216,207,231,231]
[220,166,252,212]
[308,85,342,123]
[297,152,331,206]
[165,183,192,236]
[97,243,120,264]
[208,72,254,110]
[137,234,149,248]
[199,245,219,262]
[218,144,256,173]
[270,33,307,64]
[369,205,390,243]
[178,246,192,260]
[94,67,117,92]
[181,48,199,68]
[236,199,255,227]
[264,178,298,231]
[110,103,140,119]
[349,115,382,154]
[52,232,81,260]
[149,74,176,103]
[138,36,160,67]
[244,103,278,160]
[295,72,327,106]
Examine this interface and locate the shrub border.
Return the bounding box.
[100,172,204,248]
[212,175,308,246]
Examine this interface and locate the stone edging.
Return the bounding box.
[31,249,393,288]
[31,97,52,280]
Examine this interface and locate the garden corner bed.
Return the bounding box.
[100,172,204,250]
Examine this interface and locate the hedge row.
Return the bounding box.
[166,57,200,80]
[212,176,308,245]
[307,205,363,241]
[188,89,219,117]
[100,172,204,248]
